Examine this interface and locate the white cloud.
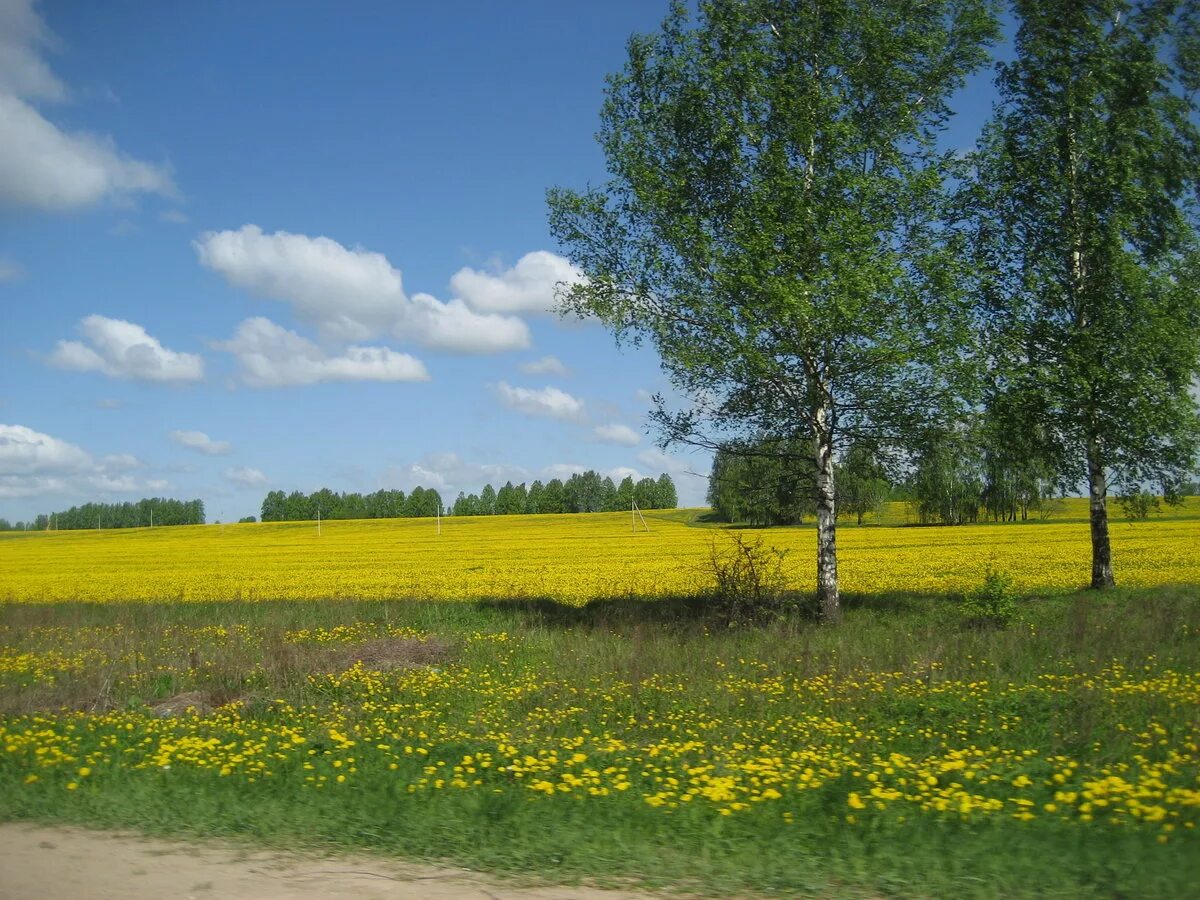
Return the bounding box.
[160,208,188,224]
[49,315,204,382]
[0,258,23,281]
[0,422,164,500]
[493,382,585,421]
[0,95,175,210]
[519,355,569,377]
[0,0,64,101]
[0,423,90,475]
[225,466,267,487]
[87,473,139,493]
[100,453,141,470]
[403,293,530,354]
[606,466,643,483]
[0,474,65,499]
[379,452,528,495]
[168,429,231,456]
[217,317,429,388]
[451,251,583,315]
[195,225,530,352]
[542,463,586,481]
[0,1,175,213]
[593,423,640,447]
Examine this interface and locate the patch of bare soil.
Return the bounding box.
[323,636,454,672]
[0,823,665,900]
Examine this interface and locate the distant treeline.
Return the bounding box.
[258,472,679,523]
[452,472,677,516]
[0,498,206,532]
[708,432,1200,528]
[260,488,442,522]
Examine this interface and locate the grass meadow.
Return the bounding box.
[1,503,1198,897]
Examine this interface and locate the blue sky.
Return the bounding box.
[0,0,1009,522]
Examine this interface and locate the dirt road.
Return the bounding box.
[0,823,661,900]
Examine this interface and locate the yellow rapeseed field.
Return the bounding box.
[1,499,1198,603]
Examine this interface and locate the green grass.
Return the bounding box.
[2,587,1198,898]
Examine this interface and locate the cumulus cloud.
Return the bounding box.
[519,355,569,377]
[168,429,231,456]
[541,463,586,481]
[380,452,528,495]
[0,2,175,211]
[403,293,530,354]
[606,466,643,483]
[224,466,267,487]
[0,96,176,211]
[0,423,90,475]
[0,422,163,500]
[493,382,585,421]
[593,423,640,447]
[216,317,429,388]
[195,225,530,352]
[0,0,64,101]
[49,315,204,382]
[451,251,584,315]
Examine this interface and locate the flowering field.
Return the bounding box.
[2,505,1199,895]
[2,498,1198,604]
[1,589,1199,896]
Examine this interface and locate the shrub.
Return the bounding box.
[960,563,1019,628]
[707,533,801,624]
[1119,491,1160,521]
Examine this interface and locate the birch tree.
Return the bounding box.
[548,0,996,620]
[973,0,1200,588]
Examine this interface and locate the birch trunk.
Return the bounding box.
[814,409,840,622]
[1086,441,1115,589]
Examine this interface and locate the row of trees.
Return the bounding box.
[260,488,443,522]
[259,473,679,522]
[707,428,1046,528]
[452,472,678,516]
[549,0,1200,620]
[0,498,206,532]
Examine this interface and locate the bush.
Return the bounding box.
[1119,491,1160,521]
[707,533,800,624]
[960,563,1019,628]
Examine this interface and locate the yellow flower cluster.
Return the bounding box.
[2,646,1196,839]
[1,501,1197,604]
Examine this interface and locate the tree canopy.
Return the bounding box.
[549,0,998,619]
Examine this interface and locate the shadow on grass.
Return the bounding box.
[476,588,948,631]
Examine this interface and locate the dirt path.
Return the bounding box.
[0,823,664,900]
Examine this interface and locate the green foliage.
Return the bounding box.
[707,440,815,526]
[972,0,1200,585]
[451,472,679,516]
[1119,491,1161,522]
[836,445,892,525]
[260,488,440,522]
[548,0,999,616]
[2,588,1198,898]
[908,427,984,525]
[960,563,1019,628]
[28,498,205,530]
